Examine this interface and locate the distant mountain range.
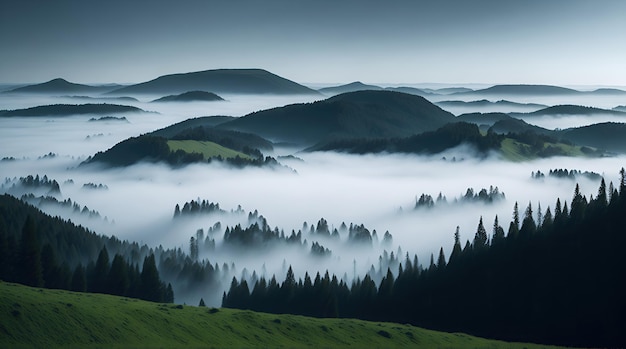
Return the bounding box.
[318,81,383,95]
[217,90,456,145]
[437,99,547,110]
[3,78,120,94]
[456,84,626,96]
[522,105,626,117]
[0,103,146,117]
[317,82,473,97]
[108,69,319,95]
[152,91,224,103]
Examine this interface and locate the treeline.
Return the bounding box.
[223,170,626,348]
[0,213,172,302]
[532,168,602,181]
[415,186,504,209]
[2,174,61,194]
[311,122,503,155]
[0,194,189,303]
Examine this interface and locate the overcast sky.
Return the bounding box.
[1,0,625,86]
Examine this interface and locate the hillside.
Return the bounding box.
[152,91,224,102]
[167,140,252,160]
[108,69,319,95]
[0,103,146,117]
[318,81,382,95]
[150,116,237,137]
[557,122,626,153]
[437,99,547,110]
[465,84,580,95]
[456,112,515,126]
[4,78,118,94]
[525,104,626,116]
[218,90,456,145]
[0,281,562,349]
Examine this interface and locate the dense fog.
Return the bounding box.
[1,90,625,305]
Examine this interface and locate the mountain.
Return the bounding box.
[149,116,237,138]
[464,84,580,96]
[524,105,626,116]
[614,105,626,112]
[384,86,429,96]
[152,91,224,102]
[108,69,319,95]
[423,87,474,95]
[437,99,546,110]
[85,121,273,167]
[456,112,516,126]
[0,104,146,117]
[589,88,626,95]
[318,81,382,95]
[217,90,456,145]
[4,78,118,94]
[557,122,626,153]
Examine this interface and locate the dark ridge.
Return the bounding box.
[438,99,547,109]
[4,78,118,94]
[218,90,456,145]
[0,104,146,117]
[467,84,580,95]
[149,116,237,138]
[526,104,626,116]
[151,91,224,102]
[318,81,383,95]
[108,68,320,95]
[557,122,626,153]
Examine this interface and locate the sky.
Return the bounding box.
[1,0,625,86]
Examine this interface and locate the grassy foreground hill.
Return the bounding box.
[0,281,563,349]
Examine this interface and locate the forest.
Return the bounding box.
[223,170,626,348]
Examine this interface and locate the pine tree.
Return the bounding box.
[140,254,163,302]
[71,264,86,292]
[199,298,206,307]
[492,215,505,245]
[474,216,488,248]
[450,226,463,263]
[520,202,536,237]
[92,246,110,293]
[437,247,446,269]
[19,215,43,287]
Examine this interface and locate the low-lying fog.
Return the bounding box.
[1,91,625,305]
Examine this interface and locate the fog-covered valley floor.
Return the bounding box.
[2,90,625,305]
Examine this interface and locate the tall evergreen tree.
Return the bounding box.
[492,215,505,245]
[474,216,488,248]
[91,246,110,293]
[19,215,43,287]
[140,254,163,302]
[71,264,86,292]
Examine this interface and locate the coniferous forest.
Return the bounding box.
[223,171,626,348]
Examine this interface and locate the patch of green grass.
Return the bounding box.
[0,281,565,348]
[499,138,593,162]
[167,140,252,160]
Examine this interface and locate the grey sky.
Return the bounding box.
[1,0,624,85]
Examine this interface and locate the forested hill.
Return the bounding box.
[0,104,145,117]
[218,90,456,145]
[224,170,626,348]
[108,69,319,95]
[3,78,118,94]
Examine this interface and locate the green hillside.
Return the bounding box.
[0,281,563,349]
[167,140,251,160]
[499,138,589,161]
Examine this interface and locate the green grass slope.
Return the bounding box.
[167,140,251,160]
[0,281,564,349]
